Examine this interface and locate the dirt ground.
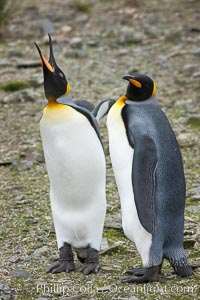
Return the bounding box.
[0,0,199,299]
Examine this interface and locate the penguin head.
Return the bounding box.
[122,74,156,101]
[35,34,70,101]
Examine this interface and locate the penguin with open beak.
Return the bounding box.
[35,35,106,275]
[106,73,192,283]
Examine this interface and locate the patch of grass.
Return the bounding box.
[0,81,30,91]
[72,0,92,13]
[0,0,24,37]
[186,117,200,129]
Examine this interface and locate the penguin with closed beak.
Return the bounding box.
[35,34,106,275]
[106,74,192,283]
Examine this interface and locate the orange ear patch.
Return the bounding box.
[129,79,142,88]
[152,83,156,96]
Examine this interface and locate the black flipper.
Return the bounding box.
[132,135,157,233]
[93,99,115,121]
[122,105,157,234]
[75,100,95,112]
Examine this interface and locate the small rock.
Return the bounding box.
[118,32,144,45]
[10,269,31,279]
[20,152,44,163]
[65,49,88,58]
[8,255,21,263]
[8,50,23,57]
[12,160,33,171]
[87,40,98,47]
[183,64,199,74]
[35,298,49,300]
[192,47,200,56]
[186,205,200,213]
[14,194,25,201]
[60,25,72,34]
[166,274,177,280]
[70,37,83,48]
[33,246,48,258]
[40,19,54,34]
[117,49,129,56]
[105,213,122,229]
[193,71,200,78]
[100,238,109,251]
[100,242,123,255]
[187,187,200,201]
[0,60,12,67]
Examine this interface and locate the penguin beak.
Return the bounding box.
[122,75,142,88]
[34,34,56,73]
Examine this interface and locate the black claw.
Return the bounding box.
[47,261,75,274]
[82,263,99,275]
[80,247,99,275]
[125,267,146,276]
[122,275,149,283]
[122,265,160,284]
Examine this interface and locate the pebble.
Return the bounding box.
[8,50,23,57]
[192,47,200,56]
[187,187,200,201]
[186,205,200,213]
[60,25,72,34]
[87,40,98,47]
[10,269,31,279]
[14,194,25,201]
[8,255,21,263]
[12,160,33,171]
[69,37,83,48]
[0,60,12,67]
[33,246,48,258]
[65,49,88,58]
[100,238,109,251]
[40,19,54,34]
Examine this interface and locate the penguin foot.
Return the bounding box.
[122,265,160,284]
[47,242,75,274]
[82,247,99,275]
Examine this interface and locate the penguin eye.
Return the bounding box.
[59,72,64,78]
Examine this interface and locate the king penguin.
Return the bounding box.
[106,73,192,283]
[35,34,106,275]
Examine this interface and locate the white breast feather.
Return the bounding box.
[40,105,106,250]
[107,104,152,266]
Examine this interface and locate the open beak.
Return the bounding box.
[122,75,142,88]
[34,34,56,73]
